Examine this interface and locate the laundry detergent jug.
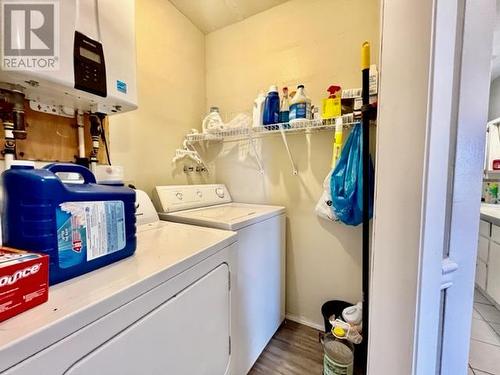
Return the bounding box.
[2,163,137,284]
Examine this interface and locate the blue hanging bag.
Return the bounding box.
[330,123,374,226]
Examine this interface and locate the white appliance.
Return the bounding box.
[0,191,236,375]
[0,0,137,114]
[154,184,286,375]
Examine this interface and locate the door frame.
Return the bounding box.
[368,0,495,374]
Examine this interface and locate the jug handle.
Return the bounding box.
[44,163,97,184]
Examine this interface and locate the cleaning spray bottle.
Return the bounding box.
[322,85,342,122]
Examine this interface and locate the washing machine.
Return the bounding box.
[154,184,286,375]
[0,191,237,375]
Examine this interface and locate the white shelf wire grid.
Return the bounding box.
[185,114,360,143]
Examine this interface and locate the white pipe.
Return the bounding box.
[77,110,85,158]
[4,154,13,170]
[3,121,15,169]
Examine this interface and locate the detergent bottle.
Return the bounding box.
[2,163,137,285]
[253,91,266,128]
[263,85,280,128]
[202,107,224,133]
[289,84,311,127]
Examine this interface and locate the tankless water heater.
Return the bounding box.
[0,0,137,114]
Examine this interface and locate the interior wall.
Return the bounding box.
[204,0,380,327]
[489,76,500,121]
[108,0,212,195]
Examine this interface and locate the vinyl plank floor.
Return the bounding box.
[248,320,324,375]
[249,320,363,375]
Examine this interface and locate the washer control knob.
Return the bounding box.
[196,190,203,198]
[215,187,225,198]
[175,192,183,200]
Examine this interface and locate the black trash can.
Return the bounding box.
[321,300,353,333]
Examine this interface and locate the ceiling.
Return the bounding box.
[169,0,291,34]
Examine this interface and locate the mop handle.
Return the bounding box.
[361,42,370,71]
[360,40,371,373]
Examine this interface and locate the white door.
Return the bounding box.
[66,264,230,375]
[369,0,495,374]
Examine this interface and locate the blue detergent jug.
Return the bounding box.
[2,163,137,284]
[263,85,280,128]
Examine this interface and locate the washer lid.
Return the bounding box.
[0,221,236,372]
[160,202,286,230]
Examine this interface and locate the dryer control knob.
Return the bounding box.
[197,190,203,198]
[215,187,225,198]
[175,192,183,200]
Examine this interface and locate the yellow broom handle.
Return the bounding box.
[361,41,370,70]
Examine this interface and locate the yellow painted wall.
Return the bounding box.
[109,0,211,195]
[205,0,380,327]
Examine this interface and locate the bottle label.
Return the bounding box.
[323,354,353,375]
[56,201,126,268]
[290,102,311,121]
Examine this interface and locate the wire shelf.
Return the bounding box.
[186,114,360,143]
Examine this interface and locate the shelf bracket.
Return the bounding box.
[247,131,265,175]
[278,123,298,175]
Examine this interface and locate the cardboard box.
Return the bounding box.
[0,247,49,323]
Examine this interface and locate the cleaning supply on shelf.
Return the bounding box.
[312,105,320,121]
[253,91,266,128]
[322,85,342,120]
[331,123,374,226]
[289,84,311,127]
[279,87,290,124]
[2,163,137,285]
[263,85,280,128]
[369,64,378,95]
[322,326,355,375]
[202,106,225,134]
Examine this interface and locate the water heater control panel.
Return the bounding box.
[74,32,107,97]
